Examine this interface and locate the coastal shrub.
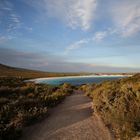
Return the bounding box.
[0,77,75,140]
[82,74,140,139]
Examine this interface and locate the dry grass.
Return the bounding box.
[81,74,140,140]
[0,77,75,140]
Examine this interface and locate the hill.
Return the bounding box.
[0,64,85,78]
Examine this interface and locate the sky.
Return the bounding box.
[0,0,140,73]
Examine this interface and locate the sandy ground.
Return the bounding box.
[20,91,113,140]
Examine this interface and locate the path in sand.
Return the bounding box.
[21,91,113,140]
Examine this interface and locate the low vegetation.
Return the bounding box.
[0,64,139,140]
[0,77,75,140]
[80,74,140,139]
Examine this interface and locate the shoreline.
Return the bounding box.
[28,74,132,83]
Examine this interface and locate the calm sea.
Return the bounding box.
[33,75,127,85]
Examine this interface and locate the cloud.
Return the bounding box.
[0,48,70,71]
[10,14,20,23]
[0,0,13,11]
[92,31,107,41]
[7,13,21,32]
[46,0,97,30]
[65,30,108,53]
[24,0,97,30]
[0,35,14,44]
[65,39,90,53]
[88,63,140,73]
[0,47,140,73]
[110,0,140,37]
[0,0,21,32]
[0,48,49,69]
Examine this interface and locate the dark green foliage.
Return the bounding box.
[0,77,74,140]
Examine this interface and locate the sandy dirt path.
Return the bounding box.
[21,91,113,140]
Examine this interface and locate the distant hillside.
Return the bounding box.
[0,64,84,78]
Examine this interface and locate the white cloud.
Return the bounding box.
[47,0,97,30]
[111,0,140,37]
[65,39,89,53]
[7,13,21,32]
[93,31,107,41]
[0,0,21,32]
[26,0,97,30]
[10,14,20,23]
[65,30,108,53]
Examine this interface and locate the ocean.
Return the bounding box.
[32,75,128,85]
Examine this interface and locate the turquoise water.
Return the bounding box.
[34,75,126,85]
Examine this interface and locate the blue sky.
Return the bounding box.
[0,0,140,72]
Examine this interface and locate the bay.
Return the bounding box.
[31,75,129,85]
